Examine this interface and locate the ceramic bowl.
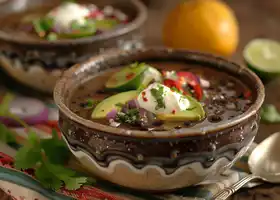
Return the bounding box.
[54,48,265,191]
[0,0,147,93]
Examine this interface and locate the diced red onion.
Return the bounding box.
[200,78,210,88]
[128,99,139,109]
[139,108,156,128]
[121,105,129,113]
[106,109,117,120]
[109,119,120,127]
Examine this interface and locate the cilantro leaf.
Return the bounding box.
[64,177,88,190]
[116,109,139,125]
[40,130,70,165]
[150,85,166,110]
[0,123,16,144]
[14,132,42,169]
[35,162,62,191]
[39,161,87,191]
[0,94,89,191]
[261,104,280,123]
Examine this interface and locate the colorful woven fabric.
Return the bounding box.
[0,93,260,200]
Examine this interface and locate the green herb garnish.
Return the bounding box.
[151,85,166,110]
[116,108,139,124]
[0,93,89,191]
[171,87,183,95]
[0,123,16,144]
[261,104,280,123]
[82,99,100,109]
[15,130,87,191]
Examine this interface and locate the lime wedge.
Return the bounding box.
[243,38,280,81]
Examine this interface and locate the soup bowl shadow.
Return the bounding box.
[54,48,265,191]
[0,0,147,94]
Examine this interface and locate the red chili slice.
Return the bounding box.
[87,10,103,18]
[177,72,203,101]
[244,90,251,99]
[126,72,135,80]
[163,79,183,91]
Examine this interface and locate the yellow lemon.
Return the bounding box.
[163,0,239,57]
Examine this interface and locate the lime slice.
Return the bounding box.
[243,38,280,81]
[105,63,162,92]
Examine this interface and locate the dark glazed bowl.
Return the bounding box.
[0,0,147,93]
[54,48,265,191]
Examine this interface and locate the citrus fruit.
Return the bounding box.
[243,38,280,82]
[163,0,239,57]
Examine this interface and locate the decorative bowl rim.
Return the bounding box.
[53,47,265,138]
[0,0,147,47]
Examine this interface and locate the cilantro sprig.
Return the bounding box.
[150,85,166,110]
[0,93,89,191]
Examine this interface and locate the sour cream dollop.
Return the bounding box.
[48,2,90,33]
[137,83,191,115]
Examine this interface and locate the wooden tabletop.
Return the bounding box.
[144,0,280,199]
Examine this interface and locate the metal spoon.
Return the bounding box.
[212,132,280,200]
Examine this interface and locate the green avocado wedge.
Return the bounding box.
[91,90,138,119]
[243,38,280,82]
[156,95,205,121]
[105,63,162,92]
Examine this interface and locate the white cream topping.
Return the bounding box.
[137,83,191,115]
[48,2,90,33]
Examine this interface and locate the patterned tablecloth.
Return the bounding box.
[0,90,261,200]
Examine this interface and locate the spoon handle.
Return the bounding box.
[211,174,258,200]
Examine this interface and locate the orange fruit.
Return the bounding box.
[163,0,239,57]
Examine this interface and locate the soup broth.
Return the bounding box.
[69,62,253,131]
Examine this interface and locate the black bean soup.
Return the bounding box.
[70,62,253,131]
[0,1,128,41]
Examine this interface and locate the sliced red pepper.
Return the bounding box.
[87,10,104,18]
[177,72,203,101]
[163,79,182,91]
[126,72,135,80]
[244,90,251,99]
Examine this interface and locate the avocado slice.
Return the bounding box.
[105,63,162,92]
[157,96,205,121]
[91,90,138,119]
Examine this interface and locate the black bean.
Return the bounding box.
[208,115,223,123]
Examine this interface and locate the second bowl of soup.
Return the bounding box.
[0,0,147,93]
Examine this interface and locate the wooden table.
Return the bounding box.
[144,0,280,199]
